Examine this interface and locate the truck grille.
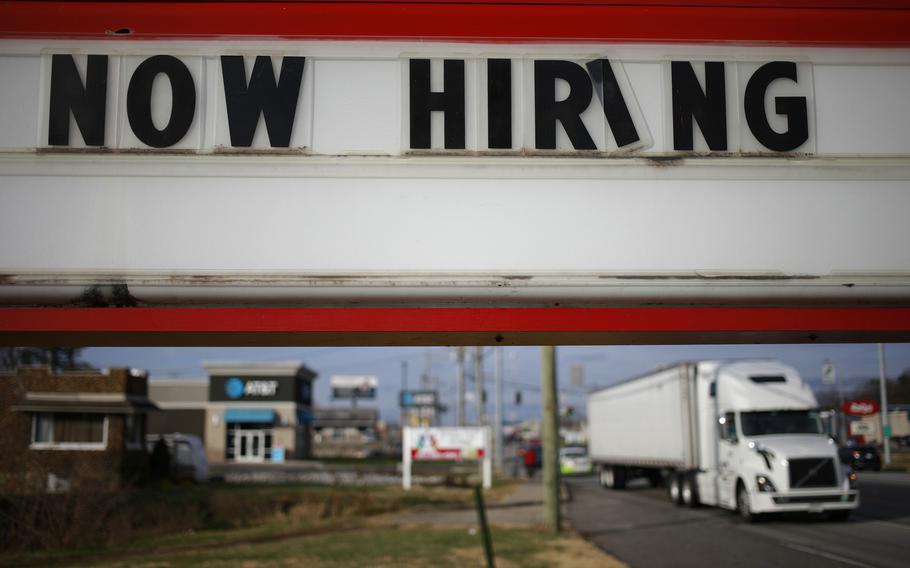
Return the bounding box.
[788,458,837,488]
[773,494,856,505]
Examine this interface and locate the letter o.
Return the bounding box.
[127,55,196,148]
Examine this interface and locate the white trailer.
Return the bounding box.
[588,360,859,521]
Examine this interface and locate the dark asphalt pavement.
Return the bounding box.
[565,471,910,568]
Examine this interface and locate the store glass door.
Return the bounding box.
[236,430,266,463]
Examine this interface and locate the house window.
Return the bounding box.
[31,412,108,450]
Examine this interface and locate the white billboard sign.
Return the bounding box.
[402,426,491,489]
[330,375,378,400]
[1,40,910,307]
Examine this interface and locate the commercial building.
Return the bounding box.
[0,366,156,492]
[148,361,317,464]
[311,407,382,458]
[849,409,910,445]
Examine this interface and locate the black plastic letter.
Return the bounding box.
[127,55,196,148]
[671,61,727,151]
[221,56,306,148]
[586,59,640,148]
[409,59,465,149]
[487,59,512,149]
[48,54,108,146]
[744,61,808,152]
[534,60,595,150]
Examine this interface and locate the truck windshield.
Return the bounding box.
[739,410,823,436]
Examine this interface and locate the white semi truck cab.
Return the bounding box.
[707,361,857,520]
[588,360,859,521]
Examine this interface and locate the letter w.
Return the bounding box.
[221,56,305,147]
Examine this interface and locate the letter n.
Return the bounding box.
[48,54,108,146]
[671,61,727,151]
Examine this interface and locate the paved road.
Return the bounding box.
[565,471,910,568]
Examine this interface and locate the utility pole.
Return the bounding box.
[878,343,892,466]
[422,351,433,427]
[455,347,465,427]
[541,345,561,532]
[475,346,486,426]
[494,346,504,474]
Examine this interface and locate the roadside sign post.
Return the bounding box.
[402,427,413,490]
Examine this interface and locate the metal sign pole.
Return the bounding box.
[878,344,892,465]
[483,426,493,489]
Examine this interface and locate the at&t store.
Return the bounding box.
[149,362,317,464]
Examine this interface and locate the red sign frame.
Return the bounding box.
[1,307,909,346]
[1,2,909,345]
[2,1,910,46]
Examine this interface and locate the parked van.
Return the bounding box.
[146,433,209,483]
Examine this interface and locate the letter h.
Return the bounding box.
[409,59,465,149]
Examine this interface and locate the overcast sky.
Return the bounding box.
[83,343,910,425]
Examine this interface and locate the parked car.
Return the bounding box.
[838,445,882,471]
[560,446,593,475]
[146,433,209,483]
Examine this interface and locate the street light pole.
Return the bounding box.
[475,346,486,426]
[878,343,892,466]
[455,347,465,427]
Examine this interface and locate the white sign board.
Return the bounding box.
[330,375,378,399]
[821,362,837,386]
[1,40,910,306]
[850,420,876,437]
[402,426,491,489]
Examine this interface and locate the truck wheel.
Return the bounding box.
[600,467,615,489]
[681,473,700,508]
[647,470,663,487]
[737,483,756,522]
[600,466,626,490]
[613,466,627,490]
[668,474,683,506]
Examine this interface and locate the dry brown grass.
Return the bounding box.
[531,535,629,568]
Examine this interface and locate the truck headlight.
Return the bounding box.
[756,475,777,493]
[841,465,858,489]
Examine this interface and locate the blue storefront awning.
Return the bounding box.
[225,408,275,424]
